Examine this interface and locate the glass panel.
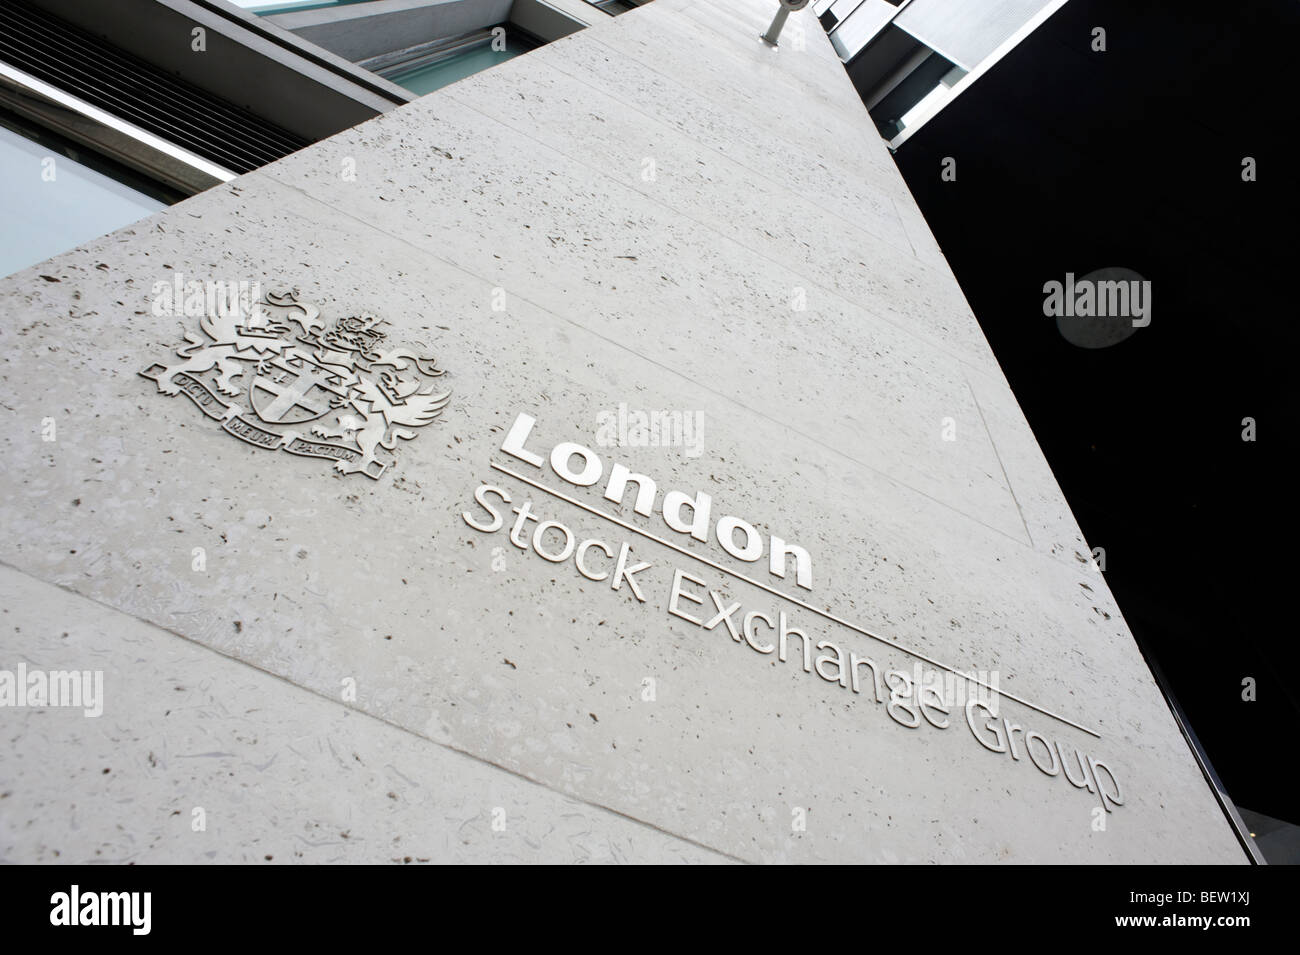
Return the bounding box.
[0,123,166,280]
[231,0,379,16]
[585,0,640,13]
[390,44,526,97]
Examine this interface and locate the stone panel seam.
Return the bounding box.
[605,3,893,161]
[251,174,1038,549]
[475,55,918,267]
[629,2,874,129]
[388,87,993,381]
[0,557,750,865]
[964,371,1034,547]
[442,82,918,272]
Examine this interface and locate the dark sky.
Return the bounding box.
[890,0,1298,826]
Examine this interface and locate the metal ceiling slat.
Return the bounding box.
[0,2,310,174]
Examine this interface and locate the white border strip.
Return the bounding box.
[888,0,1071,150]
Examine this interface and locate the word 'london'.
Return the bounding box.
[464,412,1125,813]
[502,412,810,588]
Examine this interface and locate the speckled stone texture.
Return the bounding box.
[0,0,1242,862]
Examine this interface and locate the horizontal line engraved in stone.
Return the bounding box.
[489,460,1101,739]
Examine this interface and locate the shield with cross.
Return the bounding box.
[248,351,353,426]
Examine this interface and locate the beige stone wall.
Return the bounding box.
[0,0,1243,862]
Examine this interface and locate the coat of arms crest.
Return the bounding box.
[141,287,450,479]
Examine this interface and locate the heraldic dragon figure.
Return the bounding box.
[142,286,450,479]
